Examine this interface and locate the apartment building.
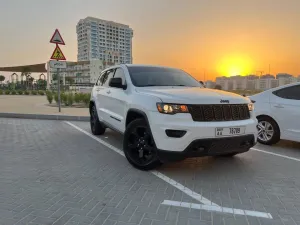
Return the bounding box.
[204,80,216,88]
[215,73,298,91]
[77,17,133,64]
[47,60,115,87]
[255,79,279,90]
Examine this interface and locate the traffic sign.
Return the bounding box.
[50,29,65,45]
[49,60,67,69]
[50,45,66,60]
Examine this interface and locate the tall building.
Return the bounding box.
[77,17,133,64]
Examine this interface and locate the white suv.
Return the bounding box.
[90,65,258,170]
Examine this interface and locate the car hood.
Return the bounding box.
[135,87,250,104]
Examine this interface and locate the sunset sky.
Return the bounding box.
[1,0,300,81]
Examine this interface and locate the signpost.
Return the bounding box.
[49,29,66,112]
[49,60,67,69]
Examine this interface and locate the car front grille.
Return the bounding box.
[188,104,250,122]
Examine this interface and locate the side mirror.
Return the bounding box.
[109,78,126,89]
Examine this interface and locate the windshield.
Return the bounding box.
[127,66,203,87]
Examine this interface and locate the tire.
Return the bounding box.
[257,116,280,145]
[90,105,106,135]
[123,118,161,170]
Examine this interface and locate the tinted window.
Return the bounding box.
[113,68,126,86]
[273,85,300,100]
[101,70,115,87]
[127,66,202,87]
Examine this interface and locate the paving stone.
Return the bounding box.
[1,119,300,225]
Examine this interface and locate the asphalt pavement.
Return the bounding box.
[0,118,300,225]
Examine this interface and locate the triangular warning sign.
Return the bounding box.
[50,45,66,60]
[50,29,65,45]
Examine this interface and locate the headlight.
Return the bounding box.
[156,103,189,114]
[248,103,254,111]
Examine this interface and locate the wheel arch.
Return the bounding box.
[126,109,150,128]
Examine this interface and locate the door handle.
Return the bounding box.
[106,90,111,94]
[274,104,284,108]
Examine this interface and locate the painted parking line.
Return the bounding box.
[64,121,273,219]
[65,121,215,205]
[251,147,300,162]
[162,200,272,219]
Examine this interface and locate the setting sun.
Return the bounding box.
[216,55,253,77]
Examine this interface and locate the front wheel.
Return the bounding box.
[123,119,161,170]
[257,116,280,145]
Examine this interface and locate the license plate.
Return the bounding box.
[215,127,245,137]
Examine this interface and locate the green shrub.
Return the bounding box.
[38,90,44,95]
[54,93,58,103]
[0,90,3,95]
[61,92,68,105]
[31,90,37,95]
[74,93,81,103]
[18,90,23,95]
[5,90,10,95]
[11,90,17,95]
[82,93,90,107]
[46,92,53,104]
[67,93,74,106]
[24,90,30,95]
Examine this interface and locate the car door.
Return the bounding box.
[270,84,300,142]
[95,69,115,122]
[106,67,128,133]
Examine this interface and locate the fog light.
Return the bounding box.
[165,129,187,138]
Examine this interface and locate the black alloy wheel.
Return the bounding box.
[123,119,161,170]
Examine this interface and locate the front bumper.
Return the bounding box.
[157,134,255,162]
[147,111,258,153]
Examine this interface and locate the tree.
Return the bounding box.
[37,79,47,90]
[0,75,5,84]
[215,84,222,90]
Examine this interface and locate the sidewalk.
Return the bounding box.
[0,95,89,121]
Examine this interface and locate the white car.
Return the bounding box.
[250,82,300,145]
[90,65,258,170]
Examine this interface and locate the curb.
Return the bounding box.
[0,113,89,121]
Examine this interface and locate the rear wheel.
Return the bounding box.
[123,119,161,170]
[90,105,106,135]
[257,116,280,145]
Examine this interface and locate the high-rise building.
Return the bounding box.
[76,17,133,64]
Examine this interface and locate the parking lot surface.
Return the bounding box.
[0,118,300,225]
